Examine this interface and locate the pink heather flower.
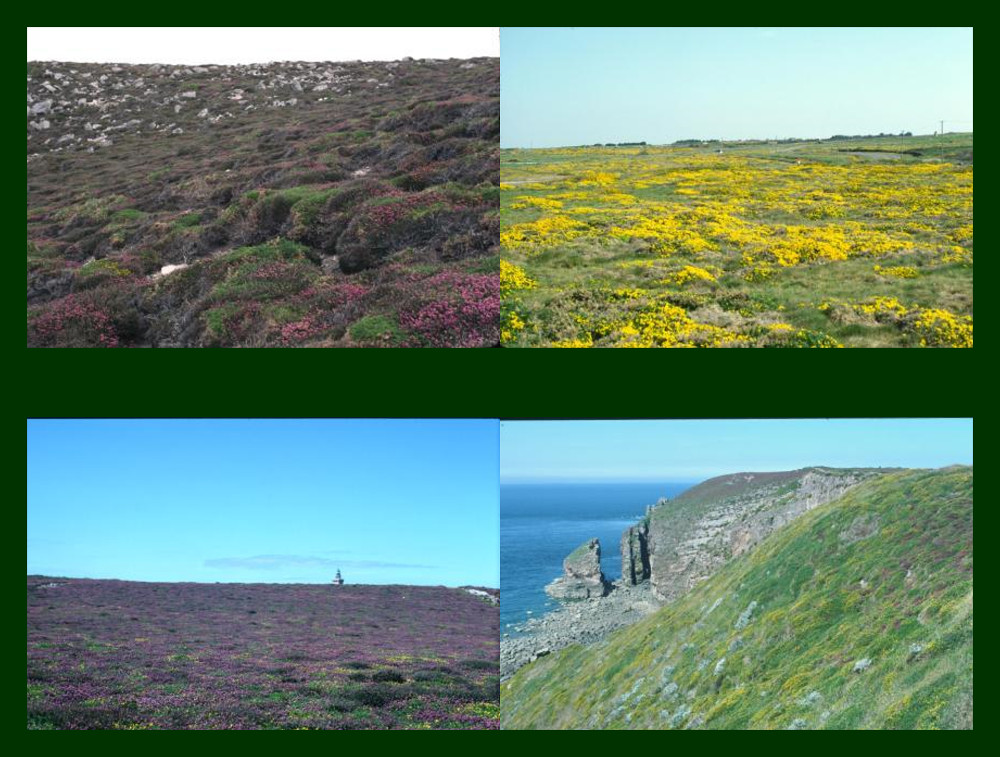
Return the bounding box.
[30,295,119,348]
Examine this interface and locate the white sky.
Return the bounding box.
[27,27,500,65]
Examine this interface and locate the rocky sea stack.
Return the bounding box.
[545,538,611,600]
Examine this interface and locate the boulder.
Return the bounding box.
[545,538,612,600]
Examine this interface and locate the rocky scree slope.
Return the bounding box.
[27,58,499,347]
[502,466,973,729]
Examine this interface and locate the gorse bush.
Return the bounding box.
[500,137,972,348]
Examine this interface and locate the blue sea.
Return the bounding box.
[500,481,695,631]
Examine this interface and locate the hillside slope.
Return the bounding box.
[27,58,499,347]
[502,467,973,729]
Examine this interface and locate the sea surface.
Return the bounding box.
[500,481,695,630]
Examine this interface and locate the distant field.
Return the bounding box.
[500,134,972,347]
[27,578,499,729]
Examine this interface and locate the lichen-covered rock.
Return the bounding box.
[735,600,758,630]
[545,538,612,600]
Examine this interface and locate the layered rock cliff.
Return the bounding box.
[641,467,886,601]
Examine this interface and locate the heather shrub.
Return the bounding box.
[28,58,500,349]
[395,271,501,347]
[336,190,484,272]
[372,669,406,683]
[28,294,120,347]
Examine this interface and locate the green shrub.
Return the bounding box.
[349,314,405,345]
[173,212,202,229]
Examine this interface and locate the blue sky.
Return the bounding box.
[27,419,499,587]
[500,419,973,482]
[501,27,973,147]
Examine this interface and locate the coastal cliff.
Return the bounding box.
[640,467,884,601]
[503,466,974,730]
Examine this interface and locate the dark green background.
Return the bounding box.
[24,348,974,418]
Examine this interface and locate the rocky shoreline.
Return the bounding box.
[500,581,661,680]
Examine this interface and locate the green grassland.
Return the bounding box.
[502,466,973,729]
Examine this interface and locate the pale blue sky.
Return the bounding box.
[27,419,499,587]
[501,27,973,147]
[500,419,973,481]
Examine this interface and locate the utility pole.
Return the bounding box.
[940,120,945,137]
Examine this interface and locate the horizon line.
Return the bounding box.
[501,131,973,151]
[27,573,499,590]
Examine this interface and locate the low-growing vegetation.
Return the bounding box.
[27,58,499,347]
[500,135,972,347]
[27,580,499,729]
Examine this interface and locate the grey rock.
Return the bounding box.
[180,90,197,98]
[800,691,822,706]
[621,520,651,586]
[669,705,691,728]
[646,469,881,602]
[735,600,758,630]
[788,718,808,730]
[852,657,872,673]
[545,538,612,600]
[30,99,53,116]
